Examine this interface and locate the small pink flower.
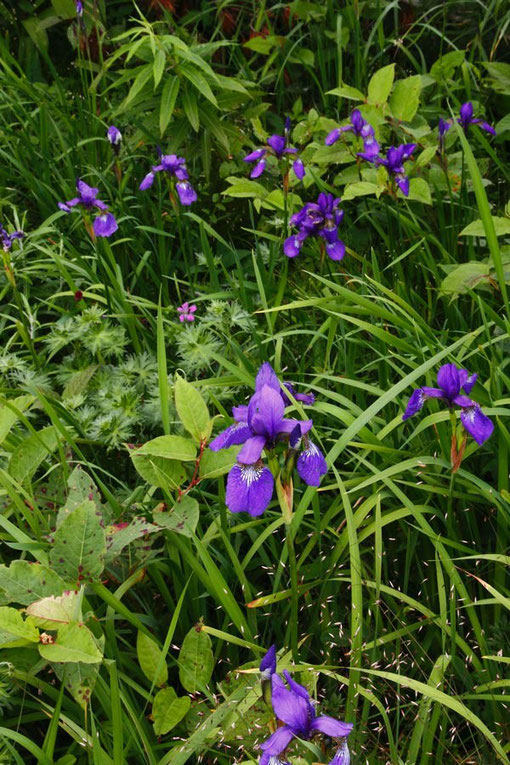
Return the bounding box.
[177,302,197,322]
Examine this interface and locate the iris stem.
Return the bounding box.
[285,522,299,662]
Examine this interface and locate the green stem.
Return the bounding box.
[285,522,299,662]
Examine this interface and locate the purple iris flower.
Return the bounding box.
[76,0,83,17]
[209,363,326,517]
[325,109,379,158]
[358,143,416,197]
[438,103,496,148]
[260,645,277,679]
[259,671,353,762]
[139,152,197,205]
[284,192,345,261]
[58,179,108,213]
[403,363,494,445]
[243,119,305,180]
[329,738,351,764]
[0,224,24,252]
[58,179,118,238]
[458,102,496,135]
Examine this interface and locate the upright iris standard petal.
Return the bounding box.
[176,181,197,205]
[259,645,277,678]
[270,674,309,734]
[267,134,286,157]
[297,440,327,486]
[248,386,286,441]
[226,463,274,516]
[256,362,281,392]
[93,213,118,238]
[436,363,461,400]
[460,405,494,445]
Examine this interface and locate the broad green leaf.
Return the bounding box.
[152,688,191,735]
[51,0,76,17]
[131,452,186,490]
[180,66,217,106]
[243,36,279,55]
[124,65,153,107]
[389,75,421,122]
[50,501,106,583]
[416,146,437,167]
[440,263,490,296]
[137,631,168,687]
[52,656,102,708]
[0,561,67,607]
[406,178,432,205]
[65,465,102,513]
[174,375,211,444]
[483,62,510,93]
[178,625,214,693]
[39,623,102,664]
[153,49,166,89]
[460,217,510,237]
[154,496,199,538]
[367,64,395,105]
[222,177,267,200]
[430,50,465,82]
[260,189,302,211]
[8,426,59,484]
[0,607,40,646]
[342,181,379,200]
[182,85,200,131]
[22,17,49,50]
[136,436,196,462]
[199,446,239,480]
[26,591,80,629]
[105,518,160,563]
[326,85,365,101]
[311,145,353,165]
[0,395,33,446]
[160,77,180,136]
